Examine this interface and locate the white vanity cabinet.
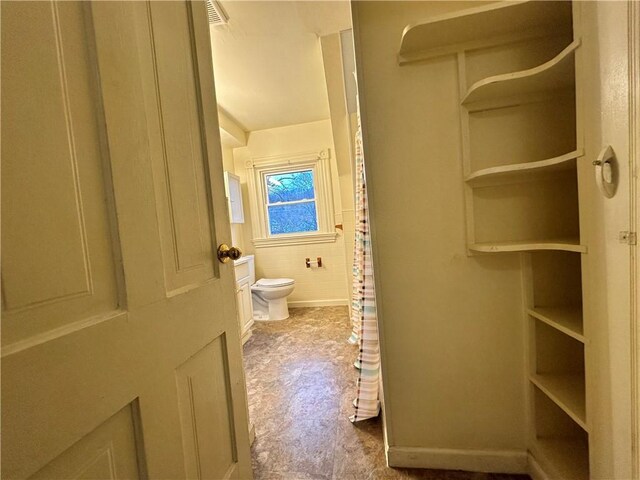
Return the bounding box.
[233,254,256,445]
[233,254,255,344]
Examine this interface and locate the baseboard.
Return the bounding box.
[288,299,349,308]
[527,453,550,480]
[241,327,252,345]
[387,446,528,474]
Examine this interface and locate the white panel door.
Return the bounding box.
[1,1,252,479]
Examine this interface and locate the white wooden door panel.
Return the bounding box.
[30,404,145,480]
[1,311,138,479]
[140,0,217,294]
[176,337,238,480]
[1,1,252,479]
[1,0,121,348]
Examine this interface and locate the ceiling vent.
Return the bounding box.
[205,0,228,26]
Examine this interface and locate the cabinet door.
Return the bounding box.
[235,282,246,336]
[236,280,254,343]
[224,171,245,223]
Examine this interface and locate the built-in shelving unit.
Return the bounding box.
[533,432,590,479]
[462,40,579,106]
[530,311,586,430]
[528,306,584,342]
[469,239,585,254]
[461,67,581,251]
[398,1,589,478]
[526,249,588,477]
[464,150,582,187]
[531,387,590,479]
[398,1,573,65]
[530,373,586,429]
[534,437,590,480]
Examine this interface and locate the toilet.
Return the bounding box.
[251,278,295,321]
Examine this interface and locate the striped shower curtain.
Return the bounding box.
[348,118,381,423]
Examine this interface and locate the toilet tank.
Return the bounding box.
[233,254,255,285]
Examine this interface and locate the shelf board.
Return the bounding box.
[532,437,589,480]
[469,239,586,254]
[465,150,582,187]
[398,1,573,65]
[530,373,587,431]
[462,40,580,106]
[528,306,585,343]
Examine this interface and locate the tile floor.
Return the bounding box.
[242,306,530,480]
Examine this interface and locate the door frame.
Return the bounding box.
[631,1,640,477]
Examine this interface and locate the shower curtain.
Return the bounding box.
[348,117,381,423]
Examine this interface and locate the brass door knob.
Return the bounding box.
[217,244,242,263]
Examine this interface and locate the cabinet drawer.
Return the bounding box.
[234,262,250,281]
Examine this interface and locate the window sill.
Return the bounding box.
[252,232,338,248]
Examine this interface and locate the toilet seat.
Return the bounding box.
[254,278,294,288]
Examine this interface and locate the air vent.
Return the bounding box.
[205,0,228,26]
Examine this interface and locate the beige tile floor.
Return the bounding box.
[242,306,530,480]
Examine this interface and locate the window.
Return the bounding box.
[247,150,337,247]
[265,170,318,235]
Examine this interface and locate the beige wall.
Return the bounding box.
[233,119,351,306]
[221,146,235,173]
[352,0,526,457]
[321,33,356,300]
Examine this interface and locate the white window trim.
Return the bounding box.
[246,149,337,248]
[263,167,318,234]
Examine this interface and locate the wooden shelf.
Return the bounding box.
[528,306,584,343]
[532,437,589,480]
[530,374,587,430]
[398,1,573,65]
[469,239,586,254]
[465,150,582,187]
[462,40,580,106]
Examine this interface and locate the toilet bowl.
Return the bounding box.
[251,278,295,321]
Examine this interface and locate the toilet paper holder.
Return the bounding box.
[305,257,323,268]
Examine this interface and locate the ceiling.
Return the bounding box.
[209,1,352,132]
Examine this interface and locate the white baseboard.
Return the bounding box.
[241,327,252,345]
[387,446,528,474]
[527,453,550,480]
[288,299,349,308]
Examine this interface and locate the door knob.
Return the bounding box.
[217,244,242,263]
[593,145,617,198]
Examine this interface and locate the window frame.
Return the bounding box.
[263,168,320,236]
[246,150,337,248]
